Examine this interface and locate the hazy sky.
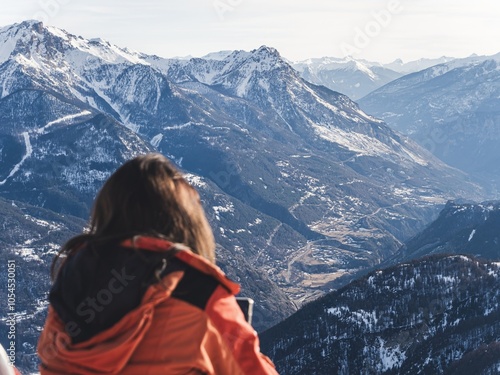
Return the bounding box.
[1,0,499,63]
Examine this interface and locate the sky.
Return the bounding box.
[0,0,499,63]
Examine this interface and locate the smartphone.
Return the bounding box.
[235,297,254,325]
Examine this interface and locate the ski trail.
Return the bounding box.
[35,110,91,134]
[0,111,92,185]
[0,132,32,185]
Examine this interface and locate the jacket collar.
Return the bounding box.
[121,236,240,295]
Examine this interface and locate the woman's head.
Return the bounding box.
[60,154,215,264]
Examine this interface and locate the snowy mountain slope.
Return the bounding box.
[0,88,297,330]
[0,197,85,370]
[260,254,500,374]
[359,53,500,192]
[0,20,486,316]
[0,20,147,67]
[120,43,488,302]
[0,93,154,216]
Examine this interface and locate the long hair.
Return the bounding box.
[52,153,215,278]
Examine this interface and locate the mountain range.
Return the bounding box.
[0,20,496,374]
[359,53,500,194]
[390,200,500,264]
[290,56,455,100]
[0,19,484,308]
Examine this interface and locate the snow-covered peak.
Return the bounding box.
[145,44,293,89]
[0,20,149,67]
[202,45,295,96]
[254,45,281,57]
[291,56,403,100]
[293,56,348,72]
[219,45,285,71]
[201,50,233,60]
[0,21,48,64]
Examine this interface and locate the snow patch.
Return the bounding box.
[163,122,198,131]
[150,133,163,148]
[23,215,61,231]
[0,132,32,185]
[35,111,92,134]
[46,26,69,40]
[184,174,207,188]
[213,203,235,221]
[248,218,262,227]
[468,229,476,242]
[12,247,42,262]
[377,338,406,371]
[327,306,350,316]
[311,124,393,157]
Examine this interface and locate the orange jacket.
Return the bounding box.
[38,236,278,374]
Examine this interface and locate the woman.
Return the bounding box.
[38,153,278,374]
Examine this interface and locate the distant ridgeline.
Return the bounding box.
[392,200,500,263]
[359,53,500,193]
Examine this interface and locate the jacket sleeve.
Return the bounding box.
[204,285,279,375]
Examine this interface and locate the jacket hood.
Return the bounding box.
[38,236,239,374]
[39,271,183,374]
